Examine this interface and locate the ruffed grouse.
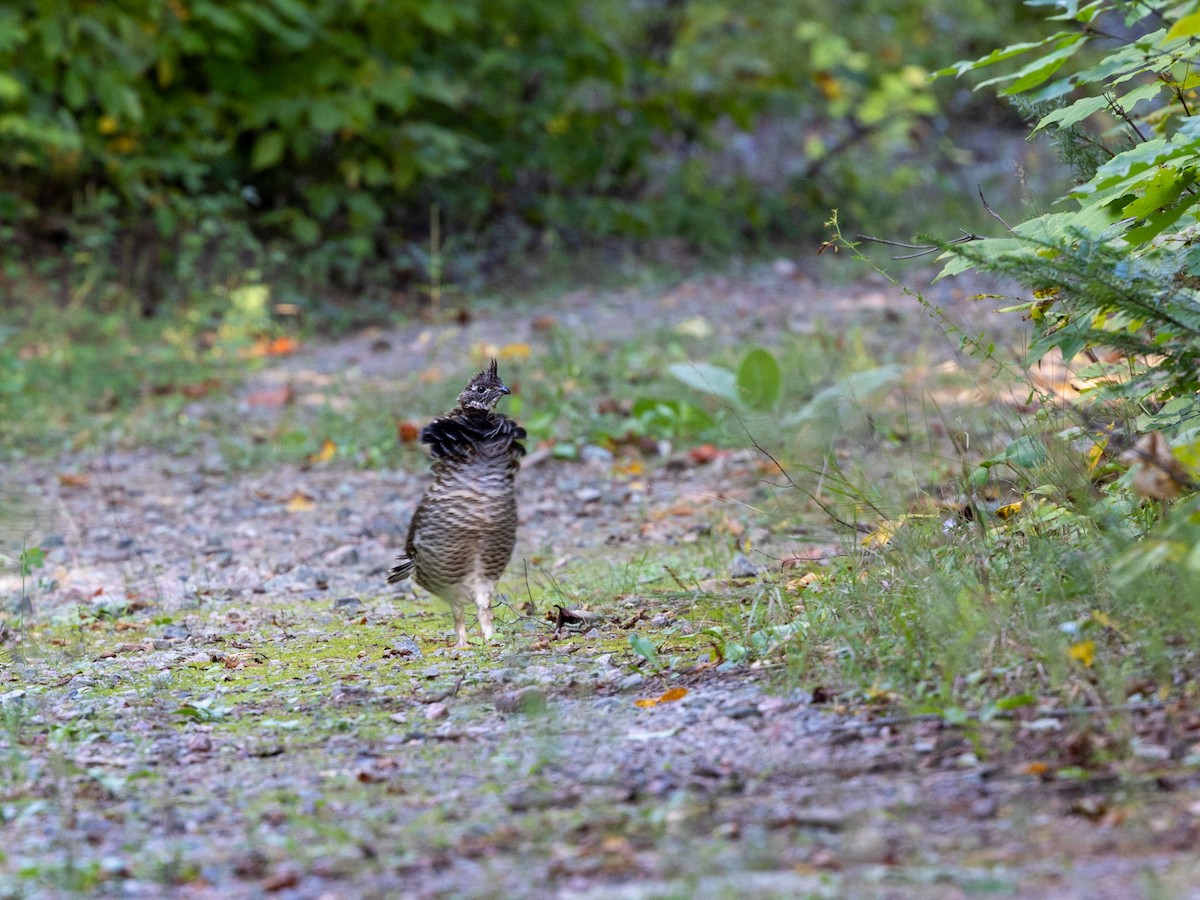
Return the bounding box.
[388,359,526,647]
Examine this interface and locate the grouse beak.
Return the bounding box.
[499,384,511,395]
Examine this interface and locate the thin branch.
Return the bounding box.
[857,230,983,260]
[725,405,865,534]
[978,187,1015,233]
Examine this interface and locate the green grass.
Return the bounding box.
[5,247,1200,766]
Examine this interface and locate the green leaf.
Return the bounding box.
[995,693,1037,711]
[935,31,1077,79]
[982,436,1048,470]
[736,348,781,410]
[782,365,904,425]
[1166,11,1200,41]
[667,362,740,405]
[976,36,1085,95]
[251,131,285,170]
[629,633,661,670]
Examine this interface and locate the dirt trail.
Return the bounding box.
[3,265,1198,897]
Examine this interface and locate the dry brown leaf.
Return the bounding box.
[397,420,422,443]
[688,444,722,465]
[245,385,295,408]
[1121,432,1195,500]
[223,652,264,669]
[247,336,300,358]
[58,472,90,488]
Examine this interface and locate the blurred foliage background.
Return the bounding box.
[0,0,1042,320]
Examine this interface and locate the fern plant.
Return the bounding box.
[940,0,1200,445]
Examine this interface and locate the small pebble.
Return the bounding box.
[619,673,646,692]
[495,687,547,715]
[729,553,760,579]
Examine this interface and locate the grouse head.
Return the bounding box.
[457,358,511,412]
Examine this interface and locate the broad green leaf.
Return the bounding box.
[935,31,1077,79]
[1031,94,1111,134]
[667,362,740,405]
[736,348,781,410]
[1120,168,1195,219]
[251,131,285,170]
[1031,81,1161,135]
[782,365,904,426]
[976,36,1085,95]
[982,436,1048,469]
[1166,11,1200,41]
[629,634,660,669]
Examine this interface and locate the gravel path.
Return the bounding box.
[2,263,1199,897]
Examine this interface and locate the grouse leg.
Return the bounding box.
[476,590,495,643]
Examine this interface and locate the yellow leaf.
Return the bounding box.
[615,459,644,477]
[995,501,1022,520]
[1167,11,1200,41]
[786,572,822,591]
[1068,640,1095,668]
[286,492,316,513]
[498,342,531,361]
[1086,439,1107,476]
[308,439,336,463]
[97,115,120,136]
[862,518,902,547]
[634,698,659,708]
[658,687,688,703]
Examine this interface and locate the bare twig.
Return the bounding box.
[415,674,464,704]
[856,230,983,260]
[978,187,1015,233]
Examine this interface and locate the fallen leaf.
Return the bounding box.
[498,342,531,361]
[308,439,336,463]
[223,652,264,669]
[614,459,644,477]
[397,420,422,443]
[1121,432,1195,500]
[688,444,721,465]
[58,472,90,488]
[1068,639,1096,668]
[248,336,300,358]
[245,385,295,408]
[285,492,316,513]
[261,867,300,892]
[634,687,688,708]
[995,501,1022,520]
[786,572,823,591]
[1019,761,1051,776]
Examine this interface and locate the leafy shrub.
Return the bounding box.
[0,1,1039,311]
[939,0,1200,572]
